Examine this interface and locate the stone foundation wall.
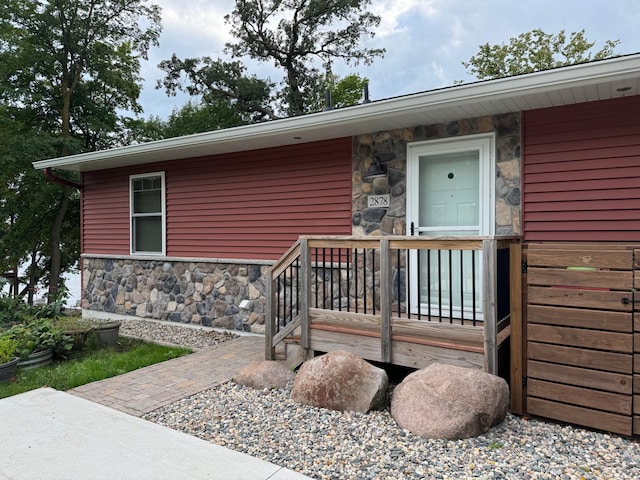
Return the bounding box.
[81,257,269,332]
[352,113,521,236]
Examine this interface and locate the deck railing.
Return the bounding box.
[266,235,521,374]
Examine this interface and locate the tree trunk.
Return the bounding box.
[27,249,38,305]
[48,185,70,302]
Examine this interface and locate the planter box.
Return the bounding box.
[18,349,53,370]
[93,321,121,347]
[0,357,18,383]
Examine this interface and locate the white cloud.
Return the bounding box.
[158,0,233,55]
[372,0,438,37]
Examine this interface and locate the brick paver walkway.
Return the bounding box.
[69,335,264,417]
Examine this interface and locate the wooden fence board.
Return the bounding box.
[527,249,633,270]
[635,416,640,435]
[528,286,632,311]
[527,267,633,290]
[527,342,632,374]
[527,305,632,332]
[528,378,631,415]
[527,360,632,394]
[526,243,636,251]
[527,324,632,353]
[634,249,640,269]
[527,397,632,436]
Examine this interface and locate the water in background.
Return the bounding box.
[63,271,82,307]
[2,268,81,308]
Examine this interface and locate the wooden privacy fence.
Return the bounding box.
[266,235,521,378]
[523,243,639,437]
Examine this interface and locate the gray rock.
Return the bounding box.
[234,361,295,389]
[391,363,509,440]
[248,264,262,283]
[506,187,521,206]
[291,350,388,413]
[361,208,387,223]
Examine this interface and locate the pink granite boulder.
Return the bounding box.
[391,363,509,440]
[291,350,388,412]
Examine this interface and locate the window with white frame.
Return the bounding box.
[130,172,165,255]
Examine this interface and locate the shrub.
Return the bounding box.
[0,334,18,363]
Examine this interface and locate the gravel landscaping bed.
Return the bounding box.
[145,383,639,480]
[129,318,639,480]
[118,317,238,350]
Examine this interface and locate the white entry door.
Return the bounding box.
[406,134,494,318]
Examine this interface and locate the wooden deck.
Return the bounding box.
[266,235,520,377]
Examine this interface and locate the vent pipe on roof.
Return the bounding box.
[44,167,82,190]
[362,82,371,104]
[323,89,333,111]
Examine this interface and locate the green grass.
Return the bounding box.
[0,337,191,399]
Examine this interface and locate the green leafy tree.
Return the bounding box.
[0,0,161,300]
[0,113,79,304]
[158,56,277,122]
[160,0,384,119]
[226,0,384,116]
[125,100,248,143]
[163,100,247,137]
[323,73,370,110]
[463,29,620,80]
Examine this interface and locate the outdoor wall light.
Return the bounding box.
[363,155,388,179]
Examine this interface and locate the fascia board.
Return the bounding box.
[33,54,640,172]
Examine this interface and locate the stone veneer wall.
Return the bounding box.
[352,113,521,236]
[81,257,269,332]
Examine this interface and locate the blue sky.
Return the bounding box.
[138,0,640,119]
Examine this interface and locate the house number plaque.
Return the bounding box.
[367,195,390,208]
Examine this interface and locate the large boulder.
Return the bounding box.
[233,360,295,389]
[291,350,388,413]
[391,363,509,440]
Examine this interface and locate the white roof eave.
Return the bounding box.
[33,54,640,172]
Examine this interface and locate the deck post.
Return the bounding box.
[300,237,311,353]
[380,239,392,363]
[265,268,275,360]
[483,238,498,374]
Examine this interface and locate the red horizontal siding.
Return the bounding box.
[81,169,130,255]
[81,137,352,260]
[523,96,640,242]
[165,138,352,259]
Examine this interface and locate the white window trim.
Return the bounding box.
[129,171,166,256]
[406,133,496,236]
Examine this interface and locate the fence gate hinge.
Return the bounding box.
[521,260,528,273]
[522,376,528,388]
